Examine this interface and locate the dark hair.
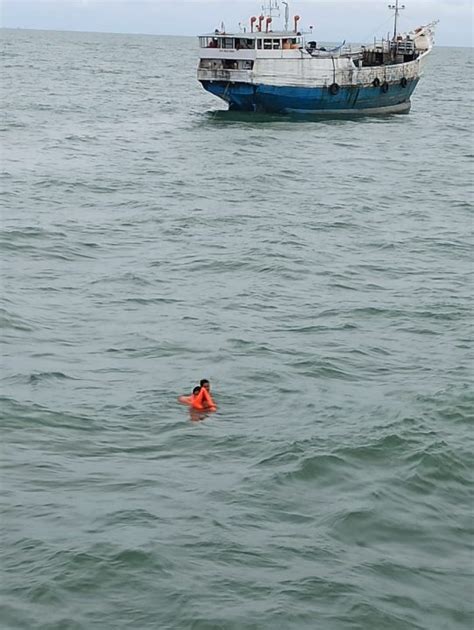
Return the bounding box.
[200,379,210,387]
[193,386,201,395]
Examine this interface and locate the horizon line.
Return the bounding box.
[1,26,470,48]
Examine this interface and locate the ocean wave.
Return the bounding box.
[0,308,35,332]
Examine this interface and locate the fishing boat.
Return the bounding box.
[197,0,437,115]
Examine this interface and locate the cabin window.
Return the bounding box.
[201,37,256,50]
[202,37,219,48]
[223,59,238,69]
[262,39,281,50]
[282,39,299,49]
[199,59,254,71]
[235,38,255,50]
[199,59,223,69]
[257,39,263,49]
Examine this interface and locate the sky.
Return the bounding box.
[1,0,473,47]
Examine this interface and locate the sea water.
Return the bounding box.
[1,30,473,629]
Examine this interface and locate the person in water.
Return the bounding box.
[178,386,200,405]
[199,379,216,409]
[178,381,217,412]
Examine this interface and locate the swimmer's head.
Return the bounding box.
[192,386,201,396]
[200,379,210,391]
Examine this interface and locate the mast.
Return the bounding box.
[388,0,405,40]
[282,1,290,32]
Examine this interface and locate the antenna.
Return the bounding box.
[388,0,406,40]
[262,1,280,19]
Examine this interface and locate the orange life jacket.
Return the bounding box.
[192,387,217,411]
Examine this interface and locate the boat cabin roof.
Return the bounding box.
[200,31,302,39]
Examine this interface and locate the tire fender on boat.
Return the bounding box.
[329,82,340,95]
[400,77,408,88]
[372,77,380,88]
[381,81,389,93]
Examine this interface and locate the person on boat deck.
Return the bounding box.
[208,38,218,48]
[282,39,291,50]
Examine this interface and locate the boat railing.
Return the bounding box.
[366,36,416,54]
[305,42,357,58]
[391,40,416,54]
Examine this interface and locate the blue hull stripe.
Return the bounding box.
[200,80,419,113]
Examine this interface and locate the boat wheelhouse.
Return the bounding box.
[197,1,437,115]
